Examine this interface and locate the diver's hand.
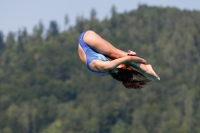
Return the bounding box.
[141,59,147,64]
[130,56,147,64]
[127,50,136,56]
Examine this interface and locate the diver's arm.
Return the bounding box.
[90,56,146,71]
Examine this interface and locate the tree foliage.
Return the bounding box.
[0,5,200,133]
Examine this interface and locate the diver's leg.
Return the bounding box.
[83,30,128,59]
[130,62,160,80]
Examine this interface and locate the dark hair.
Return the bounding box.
[110,64,151,89]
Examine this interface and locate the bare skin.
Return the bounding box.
[78,30,160,80]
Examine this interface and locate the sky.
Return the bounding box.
[0,0,200,36]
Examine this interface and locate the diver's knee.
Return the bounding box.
[84,30,98,44]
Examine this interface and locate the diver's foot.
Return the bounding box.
[140,64,160,80]
[145,65,160,80]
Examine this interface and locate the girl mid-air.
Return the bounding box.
[78,30,160,89]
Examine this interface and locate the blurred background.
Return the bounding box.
[0,0,200,133]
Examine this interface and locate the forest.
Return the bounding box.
[0,4,200,133]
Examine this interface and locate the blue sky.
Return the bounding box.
[0,0,199,36]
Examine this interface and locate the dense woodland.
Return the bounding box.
[0,5,200,133]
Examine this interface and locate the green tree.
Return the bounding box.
[64,14,69,30]
[89,8,98,29]
[75,15,85,33]
[5,32,15,48]
[0,31,5,53]
[16,30,25,53]
[32,22,44,44]
[47,21,59,38]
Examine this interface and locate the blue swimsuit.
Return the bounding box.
[79,31,109,75]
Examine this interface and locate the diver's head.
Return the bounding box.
[110,64,151,89]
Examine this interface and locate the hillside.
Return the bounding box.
[0,5,200,133]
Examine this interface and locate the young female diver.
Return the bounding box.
[78,30,160,89]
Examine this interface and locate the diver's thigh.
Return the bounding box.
[83,30,118,55]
